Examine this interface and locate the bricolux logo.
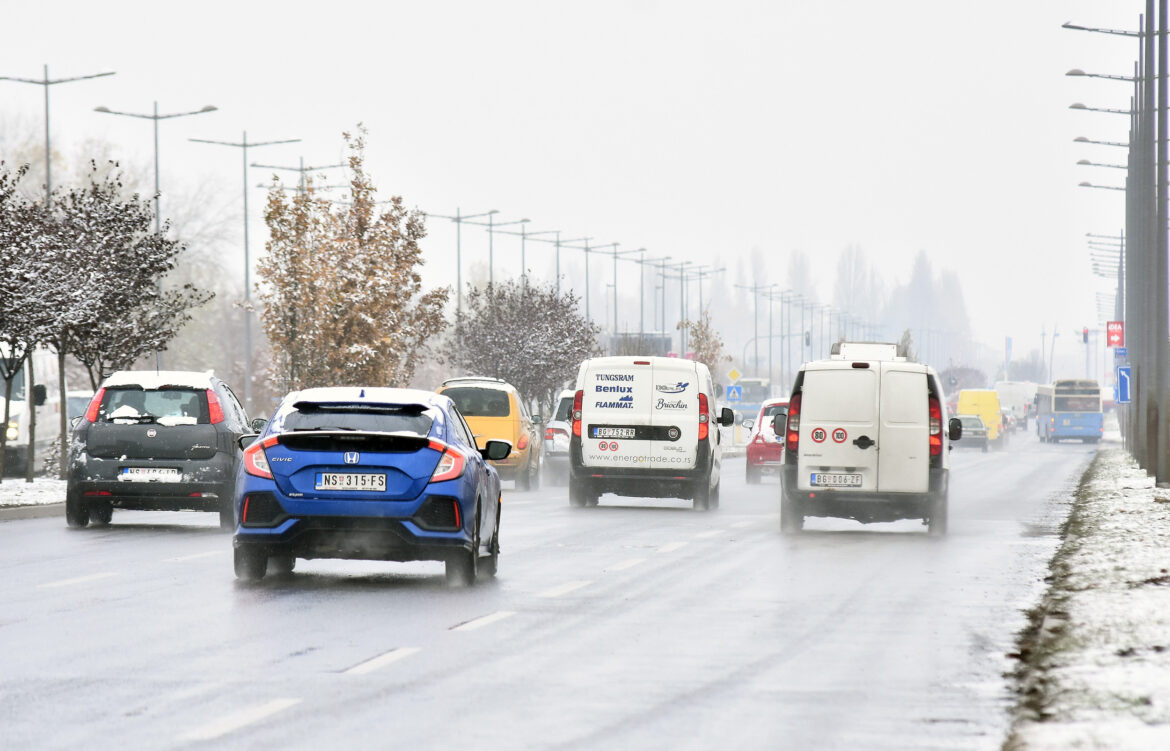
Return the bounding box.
[344,451,360,465]
[655,381,689,394]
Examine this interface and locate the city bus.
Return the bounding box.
[1035,379,1103,443]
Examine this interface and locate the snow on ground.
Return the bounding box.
[1009,444,1170,750]
[0,477,66,507]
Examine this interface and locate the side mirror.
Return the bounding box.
[948,417,962,441]
[717,407,735,427]
[250,417,268,433]
[531,414,543,425]
[33,384,47,406]
[482,439,512,461]
[772,415,787,435]
[741,418,755,430]
[238,434,260,450]
[70,415,82,429]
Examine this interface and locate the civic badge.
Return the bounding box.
[344,451,359,465]
[147,429,157,438]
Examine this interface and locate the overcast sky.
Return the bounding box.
[1,1,1144,367]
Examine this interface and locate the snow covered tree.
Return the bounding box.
[677,310,731,387]
[453,279,602,414]
[259,127,447,391]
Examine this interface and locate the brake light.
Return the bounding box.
[243,436,278,479]
[572,389,583,437]
[698,392,710,441]
[786,392,802,453]
[428,439,466,482]
[518,433,529,450]
[545,427,555,441]
[206,389,225,424]
[85,388,106,422]
[928,396,942,456]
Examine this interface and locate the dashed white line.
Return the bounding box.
[451,610,516,632]
[165,550,225,563]
[179,698,302,742]
[506,500,533,506]
[731,520,757,529]
[343,647,421,676]
[656,541,688,554]
[38,572,116,589]
[608,557,646,572]
[538,580,592,598]
[693,529,724,539]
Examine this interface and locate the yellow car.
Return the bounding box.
[956,389,1005,448]
[438,377,543,490]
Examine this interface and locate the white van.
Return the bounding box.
[569,356,734,510]
[778,342,961,535]
[1,347,62,476]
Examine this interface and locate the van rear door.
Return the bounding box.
[796,364,880,492]
[580,360,654,469]
[649,362,699,470]
[876,365,929,493]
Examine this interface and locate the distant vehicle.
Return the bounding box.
[66,370,252,529]
[995,381,1037,431]
[542,389,575,485]
[955,415,989,452]
[0,347,62,476]
[957,389,1006,449]
[437,377,542,491]
[1036,379,1103,443]
[65,390,95,423]
[742,397,788,484]
[569,356,734,510]
[728,376,770,424]
[232,387,509,585]
[779,341,961,536]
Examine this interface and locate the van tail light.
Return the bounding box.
[517,433,529,450]
[786,393,802,454]
[85,388,106,422]
[206,389,225,424]
[928,396,942,456]
[428,439,466,482]
[572,390,583,437]
[243,436,278,479]
[698,392,710,441]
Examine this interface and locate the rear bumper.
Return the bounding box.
[781,465,948,524]
[569,439,710,499]
[68,453,234,511]
[235,515,473,563]
[746,443,783,467]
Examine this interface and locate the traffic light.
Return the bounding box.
[1083,327,1089,344]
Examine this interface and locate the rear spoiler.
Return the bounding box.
[276,430,432,453]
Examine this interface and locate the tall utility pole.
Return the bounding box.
[425,209,497,317]
[465,215,528,287]
[1,65,115,207]
[607,246,644,335]
[1156,0,1169,483]
[191,132,300,413]
[734,282,771,374]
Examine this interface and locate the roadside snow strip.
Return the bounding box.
[1007,447,1170,750]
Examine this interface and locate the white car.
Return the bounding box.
[779,342,962,535]
[568,356,734,510]
[542,389,575,485]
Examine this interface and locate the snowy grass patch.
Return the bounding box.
[0,477,67,507]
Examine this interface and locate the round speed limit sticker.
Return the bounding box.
[811,427,827,443]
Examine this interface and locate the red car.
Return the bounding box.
[744,398,789,484]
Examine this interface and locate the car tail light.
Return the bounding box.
[243,436,278,479]
[428,439,466,482]
[698,392,710,441]
[518,433,529,450]
[545,427,555,441]
[572,389,583,437]
[928,396,942,456]
[206,389,225,424]
[85,388,106,422]
[786,392,802,454]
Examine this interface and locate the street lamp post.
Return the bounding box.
[1,65,115,206]
[191,132,300,412]
[465,215,528,287]
[424,209,497,317]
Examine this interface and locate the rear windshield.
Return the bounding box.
[443,387,512,417]
[959,416,984,428]
[762,404,787,417]
[1055,396,1099,412]
[280,404,435,435]
[553,396,573,422]
[98,387,209,426]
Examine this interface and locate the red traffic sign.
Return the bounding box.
[1107,321,1125,348]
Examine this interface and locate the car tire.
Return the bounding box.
[481,503,501,579]
[569,477,588,507]
[516,462,531,491]
[529,454,541,491]
[446,508,480,587]
[927,495,948,537]
[693,480,710,511]
[268,555,296,576]
[90,500,113,526]
[981,442,989,453]
[780,491,803,534]
[746,464,760,485]
[65,489,89,529]
[234,547,267,581]
[709,480,721,510]
[218,482,236,531]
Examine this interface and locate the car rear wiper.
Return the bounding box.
[112,413,158,424]
[291,425,357,432]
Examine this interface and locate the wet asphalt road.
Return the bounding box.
[0,433,1093,750]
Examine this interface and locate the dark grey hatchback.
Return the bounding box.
[66,370,255,530]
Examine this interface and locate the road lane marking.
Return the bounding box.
[343,647,421,676]
[656,541,688,554]
[507,500,533,506]
[693,529,723,539]
[607,558,645,571]
[537,580,592,598]
[165,550,225,562]
[179,698,302,742]
[731,520,757,529]
[451,610,515,632]
[38,572,116,589]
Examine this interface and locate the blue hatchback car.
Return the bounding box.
[232,387,511,586]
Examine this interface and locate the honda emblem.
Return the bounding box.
[344,451,359,465]
[146,429,157,438]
